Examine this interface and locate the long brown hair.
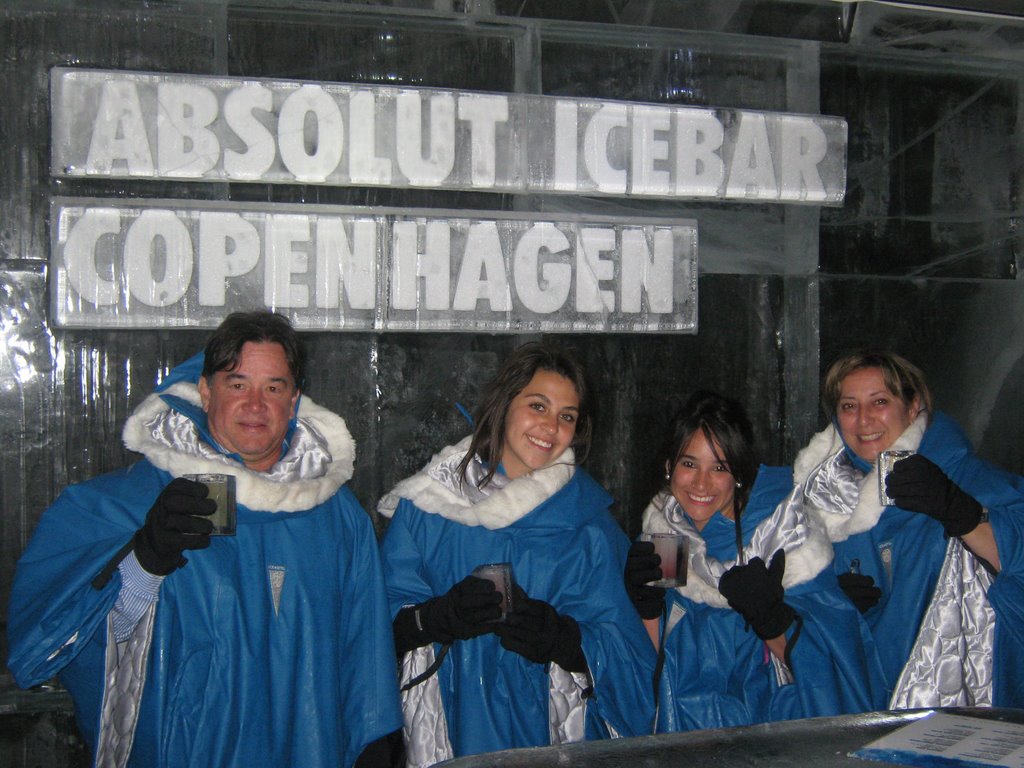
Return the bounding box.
[457,341,592,487]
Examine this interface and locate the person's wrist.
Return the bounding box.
[752,601,795,641]
[132,528,181,575]
[945,497,983,538]
[119,550,166,597]
[552,615,586,672]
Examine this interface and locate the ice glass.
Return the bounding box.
[184,473,237,536]
[878,450,915,506]
[471,562,515,621]
[641,533,688,587]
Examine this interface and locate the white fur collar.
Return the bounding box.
[641,488,834,610]
[122,381,355,513]
[792,413,928,542]
[376,436,574,530]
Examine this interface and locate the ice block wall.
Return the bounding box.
[1,3,1022,718]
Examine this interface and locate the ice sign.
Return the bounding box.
[51,68,846,205]
[50,198,698,333]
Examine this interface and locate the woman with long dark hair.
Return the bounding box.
[378,341,654,766]
[626,390,885,731]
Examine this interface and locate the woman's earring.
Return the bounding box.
[664,471,671,481]
[735,481,743,488]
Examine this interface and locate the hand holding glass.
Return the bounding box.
[183,474,236,535]
[878,450,915,506]
[471,562,515,621]
[640,533,688,587]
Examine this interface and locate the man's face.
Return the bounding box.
[198,341,299,472]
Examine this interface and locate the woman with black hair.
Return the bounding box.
[378,341,655,766]
[626,390,886,732]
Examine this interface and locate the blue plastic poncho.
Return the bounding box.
[643,465,886,732]
[7,358,402,768]
[795,411,1024,707]
[377,438,656,765]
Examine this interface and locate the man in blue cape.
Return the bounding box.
[7,311,402,768]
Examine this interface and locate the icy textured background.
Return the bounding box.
[1,7,1022,755]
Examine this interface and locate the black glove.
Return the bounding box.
[393,575,502,654]
[837,572,882,614]
[886,454,983,537]
[495,585,587,672]
[133,478,216,575]
[718,549,795,641]
[624,540,666,620]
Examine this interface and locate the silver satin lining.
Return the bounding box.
[95,604,157,768]
[428,451,510,503]
[802,450,864,522]
[145,408,332,481]
[889,538,995,709]
[658,493,817,590]
[400,645,452,768]
[797,433,997,709]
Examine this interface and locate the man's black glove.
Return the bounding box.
[495,585,587,672]
[886,454,983,537]
[837,572,882,614]
[718,549,795,640]
[133,478,216,576]
[393,575,502,654]
[625,540,666,620]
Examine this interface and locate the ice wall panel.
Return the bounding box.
[530,27,824,277]
[228,8,519,90]
[820,51,1021,279]
[819,277,1024,475]
[0,5,221,264]
[222,7,520,211]
[0,268,53,667]
[538,27,794,110]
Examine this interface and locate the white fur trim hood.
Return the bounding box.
[792,413,928,542]
[641,487,834,610]
[377,436,574,530]
[122,381,355,513]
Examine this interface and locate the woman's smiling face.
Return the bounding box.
[669,430,736,532]
[836,366,920,464]
[500,370,579,479]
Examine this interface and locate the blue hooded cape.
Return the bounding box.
[7,356,402,768]
[648,465,887,732]
[801,411,1024,706]
[378,446,656,761]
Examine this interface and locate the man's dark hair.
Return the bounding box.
[202,311,305,389]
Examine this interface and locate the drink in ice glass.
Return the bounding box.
[183,473,236,536]
[641,533,688,587]
[471,562,515,621]
[878,450,915,506]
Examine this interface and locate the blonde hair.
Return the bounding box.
[822,349,932,418]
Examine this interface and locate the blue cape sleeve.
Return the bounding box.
[562,513,657,739]
[777,571,889,718]
[987,508,1024,706]
[329,487,405,766]
[7,462,163,687]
